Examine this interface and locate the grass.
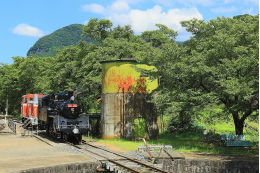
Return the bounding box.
[84,132,258,155]
[1,114,21,119]
[205,121,259,143]
[151,133,258,155]
[207,122,235,133]
[84,121,259,156]
[95,139,144,151]
[248,123,259,130]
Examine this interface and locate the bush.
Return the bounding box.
[167,115,192,133]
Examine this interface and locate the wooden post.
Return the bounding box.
[5,98,8,124]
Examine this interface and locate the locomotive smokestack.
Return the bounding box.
[68,89,74,99]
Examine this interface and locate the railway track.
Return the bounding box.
[67,140,170,173]
[33,132,169,172]
[0,124,5,131]
[9,117,170,172]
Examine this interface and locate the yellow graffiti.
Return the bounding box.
[101,61,158,93]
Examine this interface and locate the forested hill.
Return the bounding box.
[27,24,97,57]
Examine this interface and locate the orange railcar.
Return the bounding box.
[21,94,44,124]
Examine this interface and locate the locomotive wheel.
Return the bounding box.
[63,133,68,142]
[77,134,82,145]
[46,124,50,135]
[60,132,63,139]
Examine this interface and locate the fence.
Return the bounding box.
[8,119,16,134]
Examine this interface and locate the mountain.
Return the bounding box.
[27,24,96,57]
[176,41,184,45]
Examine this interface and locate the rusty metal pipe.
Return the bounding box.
[120,94,123,138]
[123,83,125,138]
[140,137,153,160]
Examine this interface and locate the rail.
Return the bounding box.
[29,132,169,173]
[8,119,16,134]
[81,141,170,173]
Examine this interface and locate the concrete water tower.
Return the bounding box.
[100,59,159,140]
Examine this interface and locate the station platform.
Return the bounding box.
[0,119,98,173]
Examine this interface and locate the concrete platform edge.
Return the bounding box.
[11,161,101,173]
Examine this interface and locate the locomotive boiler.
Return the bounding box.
[38,89,90,144]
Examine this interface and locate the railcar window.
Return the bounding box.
[24,97,28,103]
[43,100,47,107]
[29,97,33,101]
[39,102,42,108]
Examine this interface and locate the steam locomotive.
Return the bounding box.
[21,90,91,144]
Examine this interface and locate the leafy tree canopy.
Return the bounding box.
[0,15,258,136]
[147,14,259,135]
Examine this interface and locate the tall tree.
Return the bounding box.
[139,15,259,135]
[176,15,259,135]
[82,18,112,43]
[141,24,177,47]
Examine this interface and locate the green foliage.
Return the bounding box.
[27,24,97,57]
[141,24,177,47]
[134,118,146,138]
[112,25,134,41]
[82,18,113,43]
[91,131,258,155]
[0,56,51,114]
[0,15,258,139]
[176,41,184,45]
[129,78,148,93]
[144,14,259,135]
[180,15,259,135]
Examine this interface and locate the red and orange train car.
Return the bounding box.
[21,94,44,124]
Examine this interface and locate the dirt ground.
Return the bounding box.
[90,142,128,152]
[0,116,258,173]
[0,126,94,173]
[179,152,259,162]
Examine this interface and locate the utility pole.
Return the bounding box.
[5,98,8,124]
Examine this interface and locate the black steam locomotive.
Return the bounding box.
[38,89,91,144]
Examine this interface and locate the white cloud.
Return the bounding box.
[84,20,89,25]
[153,0,175,6]
[153,0,215,6]
[108,0,130,14]
[83,1,130,15]
[124,0,143,3]
[12,23,45,37]
[108,5,203,33]
[82,1,203,37]
[223,0,236,4]
[211,6,237,13]
[183,0,215,6]
[82,3,105,14]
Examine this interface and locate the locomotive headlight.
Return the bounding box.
[72,127,79,134]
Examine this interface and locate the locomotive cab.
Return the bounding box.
[56,92,81,119]
[37,90,90,144]
[63,101,81,119]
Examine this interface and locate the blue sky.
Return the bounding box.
[0,0,258,64]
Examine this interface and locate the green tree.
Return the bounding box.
[175,15,259,135]
[0,62,19,114]
[141,24,177,47]
[82,18,113,43]
[0,56,44,115]
[112,25,134,41]
[138,15,258,135]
